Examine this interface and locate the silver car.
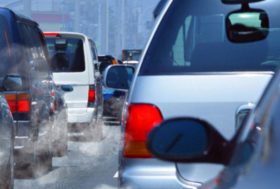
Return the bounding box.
[147,69,280,189]
[104,0,280,188]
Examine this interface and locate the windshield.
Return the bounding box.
[46,36,85,72]
[140,0,280,75]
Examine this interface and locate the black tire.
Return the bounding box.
[30,152,52,178]
[52,110,68,157]
[0,155,14,189]
[90,117,104,141]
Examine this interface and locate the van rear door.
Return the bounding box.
[45,33,90,109]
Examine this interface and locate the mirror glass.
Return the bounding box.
[105,66,135,90]
[226,9,269,43]
[147,118,209,160]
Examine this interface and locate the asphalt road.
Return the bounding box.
[15,125,121,189]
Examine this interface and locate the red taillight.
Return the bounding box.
[5,94,16,113]
[5,93,30,113]
[43,32,61,37]
[124,104,163,158]
[88,85,95,107]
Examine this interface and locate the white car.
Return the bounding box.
[44,32,103,137]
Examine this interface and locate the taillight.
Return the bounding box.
[5,94,16,113]
[18,93,30,113]
[124,104,163,158]
[5,93,30,113]
[43,32,61,37]
[88,85,95,107]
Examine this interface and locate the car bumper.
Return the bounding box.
[67,107,95,123]
[14,121,51,163]
[119,159,202,189]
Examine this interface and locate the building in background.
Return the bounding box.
[1,0,160,58]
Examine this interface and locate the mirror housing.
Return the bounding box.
[147,118,231,165]
[226,8,269,43]
[222,0,264,4]
[2,74,23,91]
[103,64,135,91]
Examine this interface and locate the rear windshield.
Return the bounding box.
[46,36,85,72]
[140,0,280,75]
[0,16,13,76]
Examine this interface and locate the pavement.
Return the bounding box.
[15,125,121,189]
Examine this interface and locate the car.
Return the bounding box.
[0,8,65,178]
[147,67,280,189]
[44,32,103,140]
[121,49,142,65]
[98,55,118,75]
[0,91,15,188]
[103,0,280,188]
[102,64,135,126]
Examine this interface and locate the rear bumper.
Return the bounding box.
[119,159,202,189]
[67,107,95,123]
[14,120,51,166]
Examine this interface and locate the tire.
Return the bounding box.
[91,116,104,141]
[0,153,14,189]
[30,152,52,178]
[52,110,68,157]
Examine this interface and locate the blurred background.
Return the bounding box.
[0,0,160,58]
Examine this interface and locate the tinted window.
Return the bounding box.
[46,37,85,72]
[89,39,98,61]
[140,0,280,75]
[0,16,12,76]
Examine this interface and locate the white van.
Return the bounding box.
[44,32,102,134]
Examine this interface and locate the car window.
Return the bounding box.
[46,37,85,72]
[89,39,98,61]
[140,0,280,75]
[0,16,12,76]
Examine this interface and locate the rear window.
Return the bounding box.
[140,0,280,75]
[46,36,85,72]
[0,16,12,64]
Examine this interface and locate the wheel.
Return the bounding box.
[0,150,14,189]
[52,110,68,157]
[30,152,52,178]
[89,116,104,142]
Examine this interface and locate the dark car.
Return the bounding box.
[0,8,57,177]
[102,64,135,125]
[0,92,15,188]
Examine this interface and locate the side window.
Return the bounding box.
[0,16,12,66]
[89,39,98,61]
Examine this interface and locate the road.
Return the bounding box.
[15,125,121,189]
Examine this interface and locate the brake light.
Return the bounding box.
[5,93,30,113]
[18,93,30,113]
[88,85,95,107]
[43,32,61,37]
[5,94,16,113]
[124,104,163,158]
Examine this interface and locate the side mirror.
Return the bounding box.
[2,75,23,91]
[103,65,135,91]
[226,8,269,43]
[147,118,231,165]
[60,85,73,92]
